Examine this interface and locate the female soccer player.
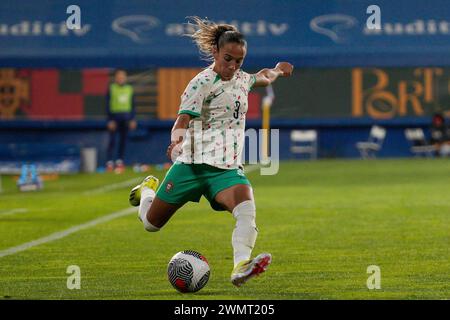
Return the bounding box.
[129,17,293,287]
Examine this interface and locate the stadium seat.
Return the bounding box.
[404,128,437,157]
[356,125,386,159]
[290,130,318,159]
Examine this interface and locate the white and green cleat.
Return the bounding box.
[129,175,159,207]
[230,253,272,287]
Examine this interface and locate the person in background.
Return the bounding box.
[106,69,137,172]
[430,112,447,156]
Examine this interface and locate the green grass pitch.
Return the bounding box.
[0,159,448,300]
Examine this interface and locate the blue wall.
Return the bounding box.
[0,118,434,168]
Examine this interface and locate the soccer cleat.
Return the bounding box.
[129,175,159,207]
[230,253,272,287]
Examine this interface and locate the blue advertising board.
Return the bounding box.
[1,0,450,67]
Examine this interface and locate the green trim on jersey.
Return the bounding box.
[155,162,251,211]
[178,110,201,118]
[213,74,221,84]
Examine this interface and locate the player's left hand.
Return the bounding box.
[276,62,294,77]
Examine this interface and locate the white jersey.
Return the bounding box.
[177,66,256,169]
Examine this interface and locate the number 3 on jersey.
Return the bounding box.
[233,101,241,119]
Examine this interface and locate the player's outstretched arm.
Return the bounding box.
[253,62,294,88]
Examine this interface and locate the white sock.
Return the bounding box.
[232,200,258,267]
[139,187,160,232]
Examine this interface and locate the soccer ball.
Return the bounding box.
[167,250,210,293]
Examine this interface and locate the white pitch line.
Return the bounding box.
[83,177,141,195]
[0,168,259,259]
[0,207,136,259]
[0,208,28,216]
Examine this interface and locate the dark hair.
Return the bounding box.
[187,16,246,61]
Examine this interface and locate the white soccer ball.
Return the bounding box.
[167,250,210,293]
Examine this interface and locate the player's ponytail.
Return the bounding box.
[187,16,246,61]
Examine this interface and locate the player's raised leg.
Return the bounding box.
[129,175,182,231]
[214,184,272,287]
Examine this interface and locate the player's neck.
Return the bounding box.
[211,64,236,82]
[211,64,222,80]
